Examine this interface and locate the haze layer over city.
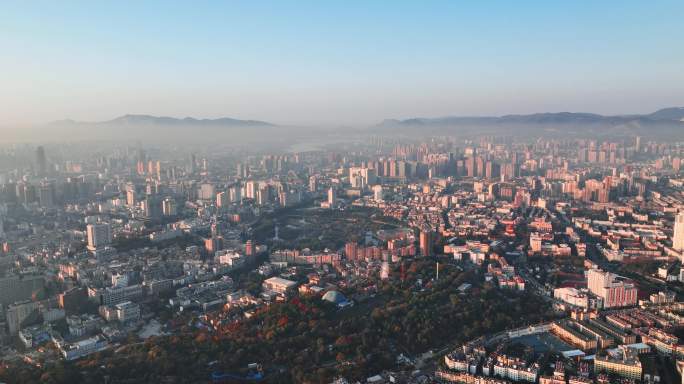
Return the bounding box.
[1,2,684,384]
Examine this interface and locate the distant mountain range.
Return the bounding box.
[9,107,683,142]
[16,114,282,143]
[50,107,684,131]
[51,114,275,128]
[646,107,684,121]
[377,107,684,138]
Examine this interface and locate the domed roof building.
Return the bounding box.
[322,290,353,308]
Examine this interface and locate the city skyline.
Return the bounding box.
[2,1,684,128]
[2,3,684,383]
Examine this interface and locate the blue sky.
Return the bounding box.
[1,1,683,126]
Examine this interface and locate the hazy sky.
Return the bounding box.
[1,1,683,127]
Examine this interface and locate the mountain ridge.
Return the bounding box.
[375,108,684,138]
[378,107,684,128]
[47,107,684,129]
[49,114,276,128]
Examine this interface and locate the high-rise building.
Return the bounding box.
[236,163,249,178]
[125,184,136,207]
[587,267,637,308]
[162,197,177,216]
[373,185,384,201]
[136,160,145,175]
[419,230,434,256]
[245,240,254,257]
[198,183,215,201]
[86,223,112,251]
[0,182,17,204]
[6,300,41,334]
[475,157,485,178]
[187,154,197,174]
[257,184,271,205]
[674,212,684,251]
[229,184,242,203]
[58,287,88,315]
[327,187,336,207]
[38,181,56,208]
[349,167,377,189]
[143,195,163,219]
[35,146,47,176]
[245,181,257,199]
[216,191,228,208]
[204,236,223,254]
[465,157,475,177]
[0,275,45,307]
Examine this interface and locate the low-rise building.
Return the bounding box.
[58,335,109,360]
[262,277,297,295]
[554,287,589,308]
[550,320,597,350]
[18,324,51,348]
[115,301,141,324]
[594,349,642,381]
